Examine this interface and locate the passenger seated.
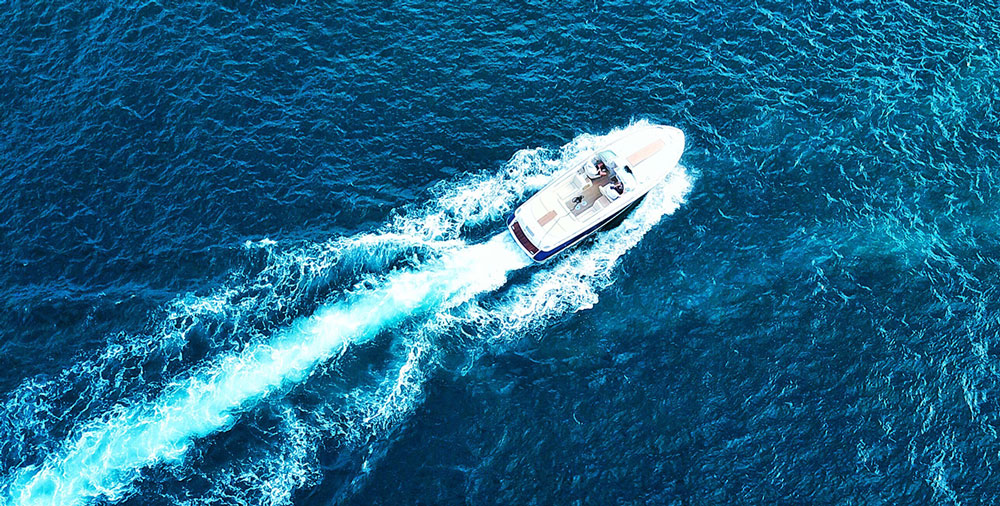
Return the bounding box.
[600,183,621,201]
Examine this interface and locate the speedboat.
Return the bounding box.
[507,124,685,262]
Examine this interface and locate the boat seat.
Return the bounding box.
[600,184,621,201]
[593,196,609,211]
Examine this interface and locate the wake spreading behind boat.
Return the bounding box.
[507,124,685,262]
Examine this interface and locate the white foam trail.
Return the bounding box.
[0,141,570,475]
[164,404,323,506]
[4,234,529,506]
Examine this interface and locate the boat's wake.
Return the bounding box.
[0,121,692,506]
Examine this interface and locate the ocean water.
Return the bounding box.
[2,1,999,504]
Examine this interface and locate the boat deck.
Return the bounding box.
[567,173,611,217]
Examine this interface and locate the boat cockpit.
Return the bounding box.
[584,150,631,201]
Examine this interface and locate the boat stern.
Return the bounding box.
[506,213,544,262]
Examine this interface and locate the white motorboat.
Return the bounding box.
[507,124,685,262]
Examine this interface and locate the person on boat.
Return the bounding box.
[595,160,608,177]
[611,178,624,195]
[586,159,609,179]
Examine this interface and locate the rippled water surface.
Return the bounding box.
[3,1,1000,504]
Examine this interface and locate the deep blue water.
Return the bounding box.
[3,1,1000,504]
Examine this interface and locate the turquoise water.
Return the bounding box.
[2,1,999,504]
